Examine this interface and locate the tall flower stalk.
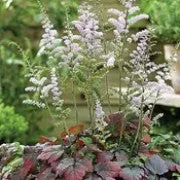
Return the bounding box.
[22,0,174,156]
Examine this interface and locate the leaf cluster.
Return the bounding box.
[0,115,179,179]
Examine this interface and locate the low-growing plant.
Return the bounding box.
[1,0,179,179]
[0,101,28,143]
[0,118,179,179]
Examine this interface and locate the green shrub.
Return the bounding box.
[0,102,28,143]
[140,0,180,43]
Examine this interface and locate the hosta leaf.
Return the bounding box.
[38,145,64,164]
[36,167,56,180]
[95,161,121,179]
[145,155,168,175]
[119,166,147,180]
[96,152,114,163]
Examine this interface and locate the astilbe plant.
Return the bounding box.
[2,0,180,179]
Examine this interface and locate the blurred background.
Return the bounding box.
[0,0,179,144]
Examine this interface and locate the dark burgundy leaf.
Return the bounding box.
[105,113,124,136]
[166,160,180,173]
[145,155,168,175]
[119,166,147,180]
[76,139,85,150]
[38,145,64,164]
[95,161,120,179]
[96,152,114,163]
[36,167,56,180]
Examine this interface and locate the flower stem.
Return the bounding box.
[72,79,78,124]
[105,72,112,114]
[130,86,144,155]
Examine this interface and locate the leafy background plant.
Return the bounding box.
[0,101,28,143]
[0,0,78,144]
[140,0,180,43]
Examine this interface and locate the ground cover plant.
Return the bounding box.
[0,0,180,179]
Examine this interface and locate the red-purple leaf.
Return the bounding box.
[38,145,64,164]
[96,152,114,163]
[145,155,168,175]
[95,161,121,179]
[56,158,74,176]
[166,160,180,173]
[105,113,124,136]
[64,159,93,180]
[56,158,93,179]
[20,158,34,178]
[36,167,56,180]
[119,166,147,180]
[10,146,43,179]
[20,146,42,178]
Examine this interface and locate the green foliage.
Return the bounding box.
[0,0,78,46]
[140,0,180,43]
[0,0,78,144]
[0,45,26,106]
[0,102,28,143]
